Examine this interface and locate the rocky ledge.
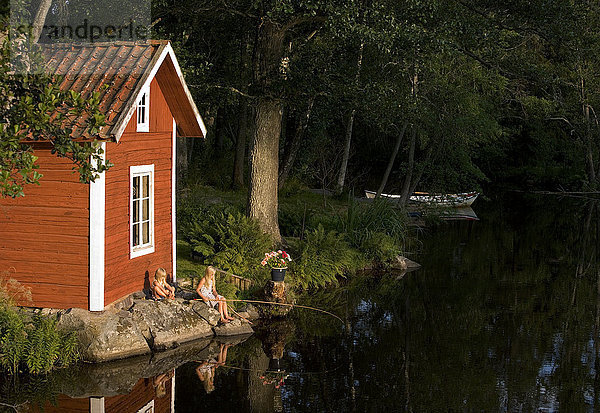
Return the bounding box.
[56,297,255,363]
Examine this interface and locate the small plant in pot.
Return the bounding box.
[261,250,292,281]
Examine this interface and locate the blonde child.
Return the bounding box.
[152,267,175,299]
[196,266,234,323]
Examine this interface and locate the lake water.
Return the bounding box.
[3,193,600,412]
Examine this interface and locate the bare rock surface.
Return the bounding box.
[213,317,254,336]
[57,308,150,363]
[56,294,254,363]
[191,300,221,326]
[130,298,213,351]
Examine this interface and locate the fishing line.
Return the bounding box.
[192,297,344,323]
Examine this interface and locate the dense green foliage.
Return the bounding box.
[0,34,111,198]
[181,205,273,283]
[151,0,600,196]
[0,288,79,375]
[179,186,408,291]
[288,225,356,290]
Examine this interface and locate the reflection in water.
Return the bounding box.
[2,194,600,411]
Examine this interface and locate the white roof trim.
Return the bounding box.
[111,42,207,141]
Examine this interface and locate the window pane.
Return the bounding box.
[142,175,149,198]
[142,199,149,221]
[143,222,150,244]
[133,200,139,223]
[133,177,139,199]
[133,223,139,246]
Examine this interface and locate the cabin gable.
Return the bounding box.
[103,78,175,306]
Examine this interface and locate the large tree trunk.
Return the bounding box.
[248,98,282,242]
[247,20,284,242]
[336,40,364,194]
[399,125,417,206]
[279,95,315,189]
[376,122,409,198]
[232,101,248,188]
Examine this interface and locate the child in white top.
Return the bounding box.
[196,266,234,323]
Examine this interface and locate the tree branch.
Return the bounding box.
[189,84,257,99]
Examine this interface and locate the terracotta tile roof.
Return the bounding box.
[40,40,205,141]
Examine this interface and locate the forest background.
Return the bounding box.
[2,0,600,291]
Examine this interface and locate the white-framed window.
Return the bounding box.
[130,164,154,259]
[136,85,149,132]
[136,400,154,413]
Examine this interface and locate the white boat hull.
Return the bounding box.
[364,190,479,207]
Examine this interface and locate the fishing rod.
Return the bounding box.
[194,297,344,324]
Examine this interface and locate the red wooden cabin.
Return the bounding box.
[0,40,205,310]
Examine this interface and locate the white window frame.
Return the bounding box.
[136,85,150,132]
[130,164,155,259]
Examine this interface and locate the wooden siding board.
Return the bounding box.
[0,145,89,309]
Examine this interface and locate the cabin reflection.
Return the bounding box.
[27,371,175,413]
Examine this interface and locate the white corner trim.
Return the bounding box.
[130,164,155,259]
[89,142,106,312]
[171,369,176,413]
[90,397,106,413]
[172,118,177,282]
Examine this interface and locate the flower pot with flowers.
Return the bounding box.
[261,250,292,281]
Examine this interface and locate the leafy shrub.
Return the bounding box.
[25,315,79,374]
[289,225,356,290]
[0,306,26,375]
[0,276,79,375]
[336,198,407,251]
[182,209,273,282]
[0,306,79,375]
[360,232,401,266]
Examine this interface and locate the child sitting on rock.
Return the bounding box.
[196,266,234,323]
[152,267,175,300]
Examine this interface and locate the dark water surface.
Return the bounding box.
[4,193,600,412]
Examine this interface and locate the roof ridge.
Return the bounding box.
[41,40,170,48]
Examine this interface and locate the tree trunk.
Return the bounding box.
[215,106,226,152]
[336,40,364,194]
[247,20,285,242]
[32,0,53,43]
[279,95,315,189]
[176,135,188,188]
[399,125,417,206]
[407,135,442,197]
[248,98,282,242]
[376,122,409,198]
[232,101,248,188]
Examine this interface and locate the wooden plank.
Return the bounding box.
[0,232,87,244]
[0,222,89,237]
[0,205,87,218]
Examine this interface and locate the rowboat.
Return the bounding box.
[364,190,479,207]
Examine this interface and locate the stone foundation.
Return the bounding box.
[55,295,256,363]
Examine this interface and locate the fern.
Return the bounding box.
[0,306,26,374]
[182,207,273,282]
[290,225,355,290]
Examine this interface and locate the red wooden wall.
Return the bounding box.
[0,143,89,308]
[104,78,174,305]
[28,376,173,413]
